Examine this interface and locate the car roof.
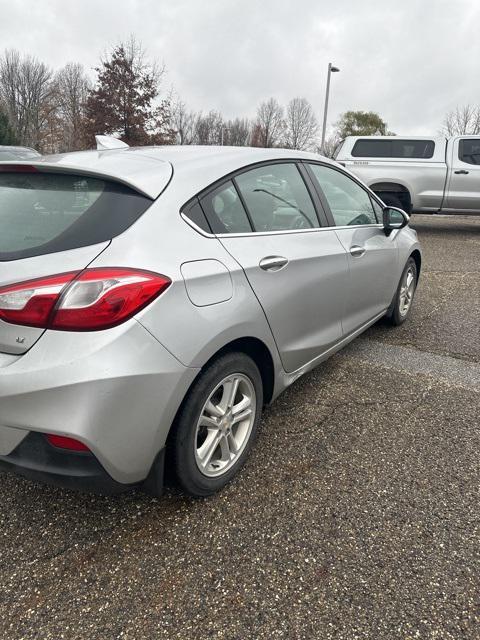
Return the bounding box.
[0,145,39,152]
[0,146,333,199]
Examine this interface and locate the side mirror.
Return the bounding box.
[383,206,409,235]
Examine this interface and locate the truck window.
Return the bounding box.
[352,139,435,159]
[458,139,480,165]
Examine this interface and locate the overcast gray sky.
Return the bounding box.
[0,0,478,136]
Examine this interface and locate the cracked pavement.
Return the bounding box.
[0,214,479,639]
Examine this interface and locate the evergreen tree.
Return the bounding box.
[83,39,173,146]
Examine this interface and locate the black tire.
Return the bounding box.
[387,257,418,326]
[168,352,263,497]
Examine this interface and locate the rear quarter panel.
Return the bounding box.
[88,186,284,377]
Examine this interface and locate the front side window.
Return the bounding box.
[371,197,384,220]
[235,163,319,231]
[308,164,377,226]
[200,181,251,234]
[459,139,480,165]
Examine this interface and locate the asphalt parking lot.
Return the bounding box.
[0,214,479,640]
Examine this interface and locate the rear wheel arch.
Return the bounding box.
[167,336,275,442]
[370,182,412,213]
[201,337,275,405]
[410,249,421,281]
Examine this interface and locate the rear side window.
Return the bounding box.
[0,172,152,261]
[352,139,435,159]
[200,181,252,234]
[235,163,320,231]
[458,139,480,165]
[182,200,212,233]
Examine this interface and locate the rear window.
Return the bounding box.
[0,172,152,261]
[352,139,435,159]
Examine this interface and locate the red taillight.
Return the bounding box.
[0,268,171,331]
[46,434,90,452]
[0,271,79,328]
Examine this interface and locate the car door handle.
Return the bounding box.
[259,256,289,271]
[350,245,366,258]
[454,170,469,174]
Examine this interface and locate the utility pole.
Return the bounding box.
[321,62,340,154]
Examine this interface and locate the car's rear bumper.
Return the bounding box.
[0,432,144,494]
[0,319,199,486]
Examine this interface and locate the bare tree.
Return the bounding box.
[53,63,91,151]
[172,99,198,144]
[0,49,52,149]
[223,117,251,146]
[441,105,480,136]
[284,97,319,150]
[316,134,344,159]
[195,110,223,145]
[254,98,284,147]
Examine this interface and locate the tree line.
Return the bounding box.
[1,36,433,156]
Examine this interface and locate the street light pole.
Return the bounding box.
[320,62,340,155]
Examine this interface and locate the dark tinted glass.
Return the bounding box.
[182,200,211,233]
[0,172,152,261]
[392,140,435,158]
[235,163,319,231]
[352,139,435,159]
[200,181,251,234]
[352,139,392,157]
[459,139,480,165]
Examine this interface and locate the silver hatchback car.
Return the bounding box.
[0,143,421,496]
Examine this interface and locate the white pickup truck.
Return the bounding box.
[334,135,480,214]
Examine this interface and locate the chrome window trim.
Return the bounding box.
[180,211,383,239]
[180,211,215,238]
[216,223,383,238]
[180,157,389,236]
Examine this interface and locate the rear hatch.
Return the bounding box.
[0,167,155,355]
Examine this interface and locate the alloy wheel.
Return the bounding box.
[194,374,256,477]
[399,266,416,316]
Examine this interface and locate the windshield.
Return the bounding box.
[0,172,152,261]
